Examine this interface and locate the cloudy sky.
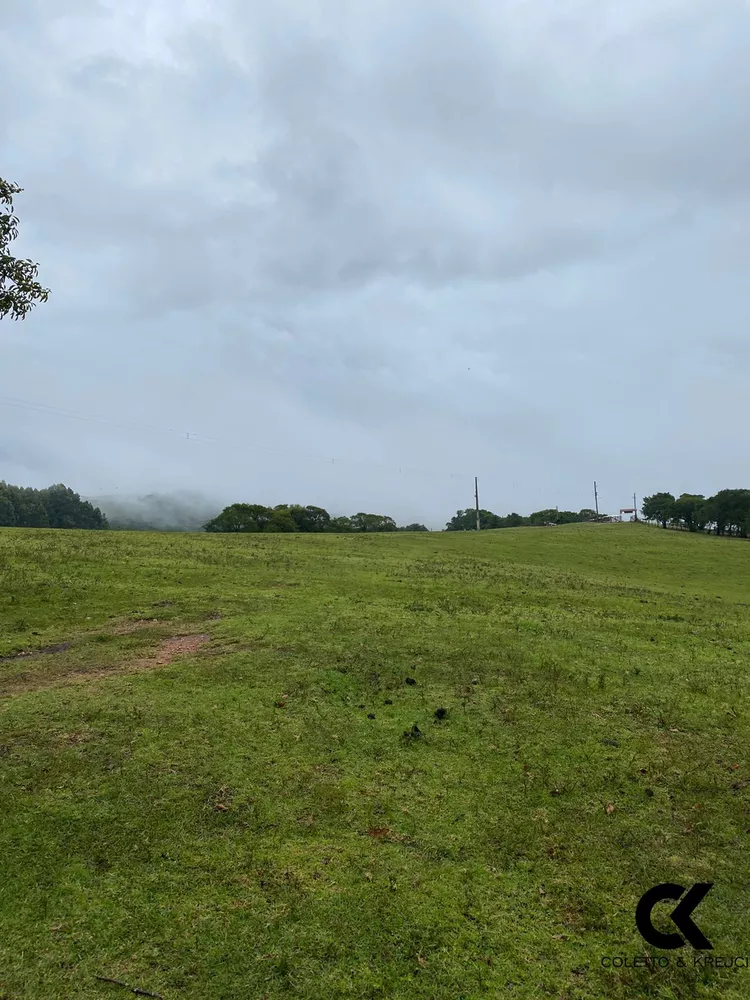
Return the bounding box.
[2,0,750,528]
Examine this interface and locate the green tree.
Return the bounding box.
[1,179,50,321]
[701,495,725,536]
[671,494,706,533]
[327,516,353,533]
[13,488,49,527]
[243,504,275,531]
[444,508,503,530]
[445,510,471,531]
[38,484,107,529]
[0,489,15,526]
[528,508,560,526]
[555,510,585,524]
[642,492,676,529]
[204,504,264,532]
[350,512,398,532]
[578,509,600,521]
[275,504,331,532]
[266,508,299,533]
[0,481,107,529]
[399,523,429,532]
[704,489,750,538]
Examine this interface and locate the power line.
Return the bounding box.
[0,395,203,441]
[0,394,473,483]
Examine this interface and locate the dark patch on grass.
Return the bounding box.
[402,723,423,742]
[0,641,73,662]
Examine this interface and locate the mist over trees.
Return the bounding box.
[0,482,107,528]
[643,490,750,537]
[94,492,219,532]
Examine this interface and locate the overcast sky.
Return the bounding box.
[2,0,750,528]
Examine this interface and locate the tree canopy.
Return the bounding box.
[643,489,750,537]
[641,492,675,529]
[203,504,408,534]
[0,482,107,529]
[444,507,605,531]
[0,178,49,321]
[6,481,749,541]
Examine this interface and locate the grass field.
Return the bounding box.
[2,522,750,999]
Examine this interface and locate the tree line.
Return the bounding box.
[0,487,615,535]
[445,507,604,530]
[0,482,108,529]
[5,481,750,539]
[643,490,750,537]
[203,504,428,533]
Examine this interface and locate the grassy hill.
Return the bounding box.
[1,522,749,999]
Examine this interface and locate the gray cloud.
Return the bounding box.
[2,0,750,527]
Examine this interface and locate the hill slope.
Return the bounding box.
[1,523,749,999]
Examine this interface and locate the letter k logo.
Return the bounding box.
[635,883,713,950]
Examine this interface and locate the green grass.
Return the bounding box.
[2,522,750,999]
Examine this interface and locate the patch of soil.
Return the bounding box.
[0,634,211,697]
[69,634,211,682]
[150,635,210,665]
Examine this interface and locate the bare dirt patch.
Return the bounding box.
[150,635,211,665]
[76,634,212,678]
[0,634,211,697]
[64,634,211,685]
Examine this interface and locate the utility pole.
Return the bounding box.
[475,477,481,531]
[593,481,599,518]
[633,493,638,521]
